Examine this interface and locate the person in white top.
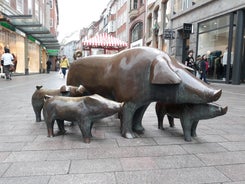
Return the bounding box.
[222,46,233,80]
[1,47,14,80]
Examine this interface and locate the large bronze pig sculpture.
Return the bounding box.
[43,94,123,143]
[67,47,222,139]
[155,102,228,141]
[31,85,87,122]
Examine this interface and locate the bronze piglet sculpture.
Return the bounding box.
[155,102,228,141]
[43,94,123,143]
[67,47,222,139]
[31,85,87,122]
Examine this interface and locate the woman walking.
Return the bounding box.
[60,55,69,78]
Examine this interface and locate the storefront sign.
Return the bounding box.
[0,22,15,31]
[47,49,59,56]
[163,29,175,39]
[28,35,36,42]
[183,23,192,33]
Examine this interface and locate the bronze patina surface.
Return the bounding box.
[155,102,228,141]
[31,85,87,122]
[43,94,123,143]
[67,47,222,139]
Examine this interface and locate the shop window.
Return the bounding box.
[131,22,143,42]
[197,14,235,80]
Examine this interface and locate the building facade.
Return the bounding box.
[128,0,146,47]
[60,0,245,84]
[169,0,245,84]
[0,0,59,74]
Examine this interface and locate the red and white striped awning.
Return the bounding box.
[82,33,128,49]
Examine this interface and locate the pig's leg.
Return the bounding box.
[132,104,149,134]
[32,103,42,122]
[78,120,92,143]
[121,102,137,139]
[191,120,199,137]
[155,103,165,130]
[56,119,66,135]
[180,117,192,142]
[46,120,55,137]
[167,115,175,127]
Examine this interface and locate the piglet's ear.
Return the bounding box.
[150,55,181,84]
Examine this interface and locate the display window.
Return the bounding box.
[0,28,25,74]
[197,14,236,80]
[28,41,40,73]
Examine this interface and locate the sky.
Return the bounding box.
[57,0,109,42]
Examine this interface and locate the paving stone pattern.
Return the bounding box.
[0,72,244,183]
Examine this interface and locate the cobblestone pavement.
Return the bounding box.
[0,72,245,184]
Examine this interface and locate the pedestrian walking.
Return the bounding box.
[1,47,14,80]
[46,59,52,73]
[199,54,209,84]
[60,55,69,78]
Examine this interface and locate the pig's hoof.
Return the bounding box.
[84,138,91,143]
[122,131,135,139]
[184,137,192,142]
[133,125,145,134]
[56,130,66,136]
[191,133,197,137]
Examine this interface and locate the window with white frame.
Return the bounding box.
[17,0,24,13]
[28,0,33,14]
[181,0,192,11]
[50,0,53,9]
[4,0,10,4]
[35,1,39,19]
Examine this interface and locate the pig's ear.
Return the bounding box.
[60,85,70,92]
[77,85,86,94]
[150,55,181,84]
[36,85,42,90]
[44,95,52,101]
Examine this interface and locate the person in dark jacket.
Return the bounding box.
[46,59,52,73]
[199,54,209,84]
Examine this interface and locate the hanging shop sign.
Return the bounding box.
[163,29,175,40]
